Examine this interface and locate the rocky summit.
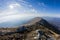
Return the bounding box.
[0,17,60,40]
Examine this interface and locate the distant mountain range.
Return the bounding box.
[43,17,60,27]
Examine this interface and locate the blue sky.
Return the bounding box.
[0,0,60,23]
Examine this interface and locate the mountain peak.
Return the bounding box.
[21,17,43,26]
[21,17,60,34]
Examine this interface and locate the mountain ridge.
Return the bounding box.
[20,17,60,34]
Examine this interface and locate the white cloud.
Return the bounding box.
[0,12,60,23]
[0,3,23,17]
[0,9,18,17]
[9,3,21,9]
[0,13,46,23]
[1,0,60,24]
[0,14,36,23]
